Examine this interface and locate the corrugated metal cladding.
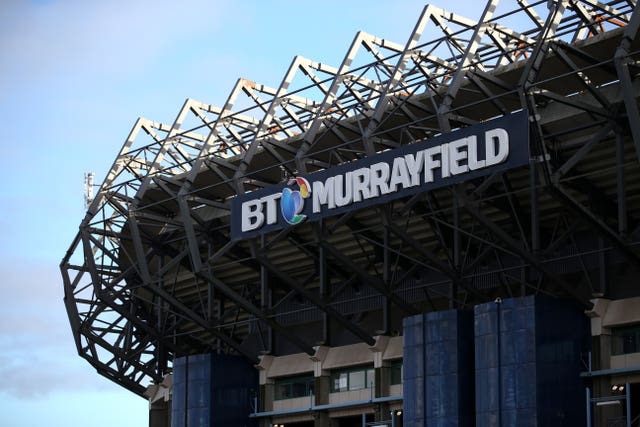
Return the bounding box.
[403,296,589,427]
[171,354,257,427]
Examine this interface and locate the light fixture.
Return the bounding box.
[611,384,625,393]
[596,401,622,407]
[396,410,403,416]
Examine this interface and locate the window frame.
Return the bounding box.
[611,323,640,356]
[330,366,375,393]
[273,374,315,400]
[389,360,403,385]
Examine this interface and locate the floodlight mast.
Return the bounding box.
[83,171,94,209]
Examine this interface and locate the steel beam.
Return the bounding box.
[462,196,592,308]
[253,251,376,347]
[437,0,498,132]
[615,4,640,163]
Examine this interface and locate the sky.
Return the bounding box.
[0,0,492,425]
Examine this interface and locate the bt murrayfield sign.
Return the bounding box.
[231,110,529,240]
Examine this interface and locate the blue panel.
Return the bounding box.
[188,379,210,409]
[534,297,588,426]
[210,354,258,427]
[402,313,426,426]
[171,356,188,427]
[474,296,588,427]
[186,407,209,427]
[423,310,474,427]
[171,354,257,427]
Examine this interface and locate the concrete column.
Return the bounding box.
[374,365,391,422]
[586,299,610,427]
[149,399,170,427]
[145,375,172,427]
[314,375,330,406]
[256,355,275,413]
[370,333,391,423]
[375,401,390,422]
[261,381,274,413]
[314,411,334,427]
[311,345,330,406]
[375,365,391,398]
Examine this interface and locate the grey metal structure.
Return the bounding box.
[61,0,640,396]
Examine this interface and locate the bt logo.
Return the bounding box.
[280,177,311,225]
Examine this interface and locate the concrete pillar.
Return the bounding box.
[314,375,330,406]
[375,365,391,398]
[145,375,172,427]
[374,365,391,422]
[311,346,332,427]
[588,301,613,427]
[256,355,274,414]
[260,381,274,413]
[375,401,390,422]
[314,411,334,427]
[149,399,170,427]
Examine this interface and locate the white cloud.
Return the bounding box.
[0,259,114,398]
[0,389,148,427]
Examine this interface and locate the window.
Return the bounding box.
[274,375,314,400]
[330,366,375,392]
[612,324,640,355]
[390,361,403,385]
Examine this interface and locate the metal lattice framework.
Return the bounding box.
[61,0,640,396]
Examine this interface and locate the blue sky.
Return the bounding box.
[0,0,488,425]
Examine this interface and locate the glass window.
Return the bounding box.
[275,382,291,400]
[390,361,403,385]
[330,366,375,392]
[333,372,348,392]
[367,369,375,388]
[349,370,365,390]
[274,375,314,400]
[612,324,640,355]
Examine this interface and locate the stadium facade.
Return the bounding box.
[60,0,640,426]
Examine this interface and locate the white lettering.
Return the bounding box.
[485,128,509,166]
[241,125,514,235]
[313,177,335,212]
[335,173,353,207]
[467,136,485,170]
[423,146,441,183]
[241,199,264,232]
[440,144,450,178]
[370,162,390,197]
[404,151,424,187]
[262,193,280,225]
[449,138,469,175]
[389,157,410,191]
[352,168,371,202]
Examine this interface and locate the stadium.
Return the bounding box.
[61,0,640,425]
